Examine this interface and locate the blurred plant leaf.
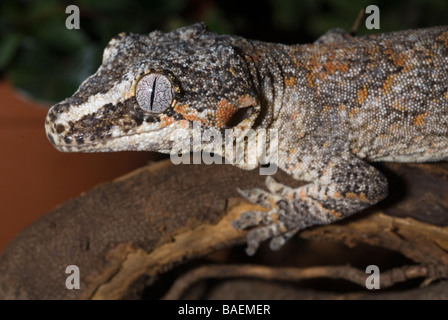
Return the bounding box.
[7,37,101,103]
[0,34,22,70]
[0,0,447,104]
[35,20,89,52]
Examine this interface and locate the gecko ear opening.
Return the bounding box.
[226,103,261,130]
[224,94,260,128]
[226,106,256,127]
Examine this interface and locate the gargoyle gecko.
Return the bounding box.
[45,23,448,255]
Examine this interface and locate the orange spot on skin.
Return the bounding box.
[356,85,368,104]
[345,192,368,202]
[174,104,204,123]
[338,104,346,111]
[216,99,237,128]
[284,77,296,87]
[384,42,407,67]
[332,192,343,199]
[322,105,331,113]
[436,31,448,48]
[179,120,188,128]
[229,67,235,75]
[237,94,257,108]
[349,107,360,117]
[413,112,428,127]
[173,103,187,115]
[328,210,342,218]
[305,49,351,89]
[306,73,315,88]
[304,53,322,88]
[270,213,279,223]
[159,115,173,127]
[291,110,299,120]
[391,100,408,112]
[366,45,381,59]
[324,61,335,73]
[316,83,322,95]
[291,56,301,68]
[123,90,134,99]
[382,75,396,94]
[324,60,348,74]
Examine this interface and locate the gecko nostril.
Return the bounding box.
[55,124,65,134]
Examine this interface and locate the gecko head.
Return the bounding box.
[45,22,260,153]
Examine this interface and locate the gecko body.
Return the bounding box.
[45,23,448,255]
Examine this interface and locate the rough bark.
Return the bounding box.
[0,160,447,299]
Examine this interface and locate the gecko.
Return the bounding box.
[45,23,448,255]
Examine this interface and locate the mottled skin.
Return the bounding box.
[45,23,448,255]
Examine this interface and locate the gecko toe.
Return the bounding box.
[269,236,286,251]
[237,187,279,208]
[265,177,293,197]
[269,229,299,251]
[231,210,273,229]
[244,222,287,255]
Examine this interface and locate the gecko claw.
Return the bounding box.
[231,210,274,229]
[237,187,278,208]
[269,229,299,251]
[265,176,293,196]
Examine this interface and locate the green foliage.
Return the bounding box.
[0,0,188,103]
[0,0,447,103]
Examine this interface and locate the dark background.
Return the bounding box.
[1,0,447,103]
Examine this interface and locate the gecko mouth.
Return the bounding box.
[45,121,183,153]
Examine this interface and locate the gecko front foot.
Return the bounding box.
[232,176,304,255]
[232,158,388,256]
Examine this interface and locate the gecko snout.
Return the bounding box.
[45,104,72,150]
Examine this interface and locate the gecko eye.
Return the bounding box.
[135,73,173,113]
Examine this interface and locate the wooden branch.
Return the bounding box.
[162,264,448,299]
[301,212,448,266]
[202,279,448,300]
[350,8,365,35]
[0,160,447,299]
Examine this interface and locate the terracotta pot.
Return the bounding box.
[0,81,154,252]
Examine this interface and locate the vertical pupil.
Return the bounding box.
[150,77,157,109]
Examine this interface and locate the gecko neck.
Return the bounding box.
[241,39,314,132]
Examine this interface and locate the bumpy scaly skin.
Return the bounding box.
[45,23,448,255]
